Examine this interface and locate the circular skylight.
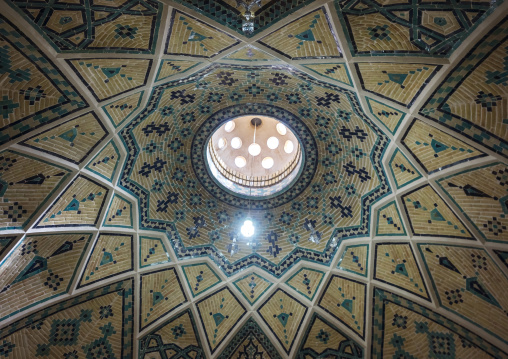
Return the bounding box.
[284,140,294,154]
[235,156,246,168]
[231,137,242,149]
[225,120,235,132]
[262,157,274,169]
[267,137,279,149]
[276,123,287,135]
[218,138,227,149]
[248,143,261,156]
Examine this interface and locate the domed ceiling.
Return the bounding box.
[0,0,507,358]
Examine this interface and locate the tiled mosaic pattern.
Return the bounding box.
[0,16,87,145]
[374,243,429,300]
[318,274,366,338]
[0,233,91,321]
[102,91,144,129]
[35,175,109,228]
[79,233,133,288]
[0,236,16,258]
[494,250,508,270]
[365,97,405,135]
[402,185,473,239]
[223,45,280,62]
[285,267,325,301]
[356,63,440,107]
[217,317,282,359]
[420,18,508,158]
[258,288,308,354]
[335,0,500,57]
[372,288,508,359]
[20,112,108,165]
[102,194,133,228]
[376,201,406,237]
[401,119,485,174]
[140,267,187,330]
[67,58,152,102]
[389,149,423,189]
[85,140,122,183]
[258,8,342,60]
[156,60,202,81]
[337,243,368,277]
[419,243,508,345]
[182,262,221,297]
[6,0,162,53]
[302,63,352,86]
[437,162,508,243]
[139,236,170,268]
[165,10,240,58]
[138,309,204,358]
[233,272,274,305]
[298,313,363,358]
[0,150,71,230]
[196,287,246,354]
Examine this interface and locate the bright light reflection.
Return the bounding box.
[284,140,294,153]
[262,157,274,169]
[276,123,287,135]
[235,156,246,168]
[231,137,242,149]
[225,121,235,132]
[248,143,261,156]
[241,219,255,237]
[267,136,279,149]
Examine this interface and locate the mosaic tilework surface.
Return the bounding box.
[233,272,273,305]
[138,309,204,359]
[494,250,508,269]
[182,262,221,298]
[196,286,246,354]
[401,119,485,174]
[356,63,440,107]
[20,112,108,165]
[317,274,366,338]
[140,267,187,331]
[102,194,133,228]
[223,45,280,62]
[297,313,364,359]
[139,236,170,268]
[437,162,508,243]
[402,185,473,239]
[365,97,405,135]
[376,201,406,237]
[102,91,144,129]
[6,0,162,53]
[217,317,282,359]
[335,0,500,57]
[0,233,91,322]
[0,150,71,230]
[301,63,353,86]
[79,233,133,288]
[285,267,325,301]
[337,243,368,277]
[0,236,16,258]
[258,8,342,60]
[35,175,109,228]
[420,18,508,158]
[419,243,508,345]
[67,58,152,102]
[85,140,122,183]
[156,60,202,81]
[372,288,508,359]
[389,149,423,189]
[258,288,308,354]
[0,16,87,145]
[165,10,240,58]
[374,243,429,300]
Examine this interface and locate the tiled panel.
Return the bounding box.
[223,45,280,62]
[85,140,122,183]
[365,97,406,135]
[376,201,407,237]
[102,194,133,228]
[389,149,423,189]
[102,91,144,129]
[337,244,368,277]
[182,262,221,297]
[302,63,352,86]
[156,60,202,81]
[139,236,171,268]
[233,272,274,305]
[285,267,325,301]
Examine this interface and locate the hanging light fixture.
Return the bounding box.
[235,0,262,35]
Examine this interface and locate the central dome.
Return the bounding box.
[207,115,302,197]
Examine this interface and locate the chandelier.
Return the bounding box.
[235,0,262,35]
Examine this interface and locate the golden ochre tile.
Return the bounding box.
[78,233,132,288]
[376,201,406,237]
[85,140,121,183]
[366,97,406,135]
[165,10,240,58]
[285,267,325,301]
[402,185,473,239]
[0,150,71,230]
[258,8,341,60]
[401,119,485,174]
[418,243,508,346]
[139,309,204,358]
[437,163,508,243]
[67,58,152,101]
[317,275,366,338]
[196,287,246,354]
[139,236,170,268]
[233,272,274,305]
[258,288,308,354]
[374,243,429,300]
[389,149,422,189]
[102,91,144,129]
[0,233,92,321]
[140,267,187,331]
[156,60,202,81]
[299,313,363,358]
[102,194,133,228]
[302,63,352,86]
[337,244,369,277]
[182,262,221,298]
[20,112,108,165]
[35,175,109,228]
[223,45,280,62]
[356,63,440,107]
